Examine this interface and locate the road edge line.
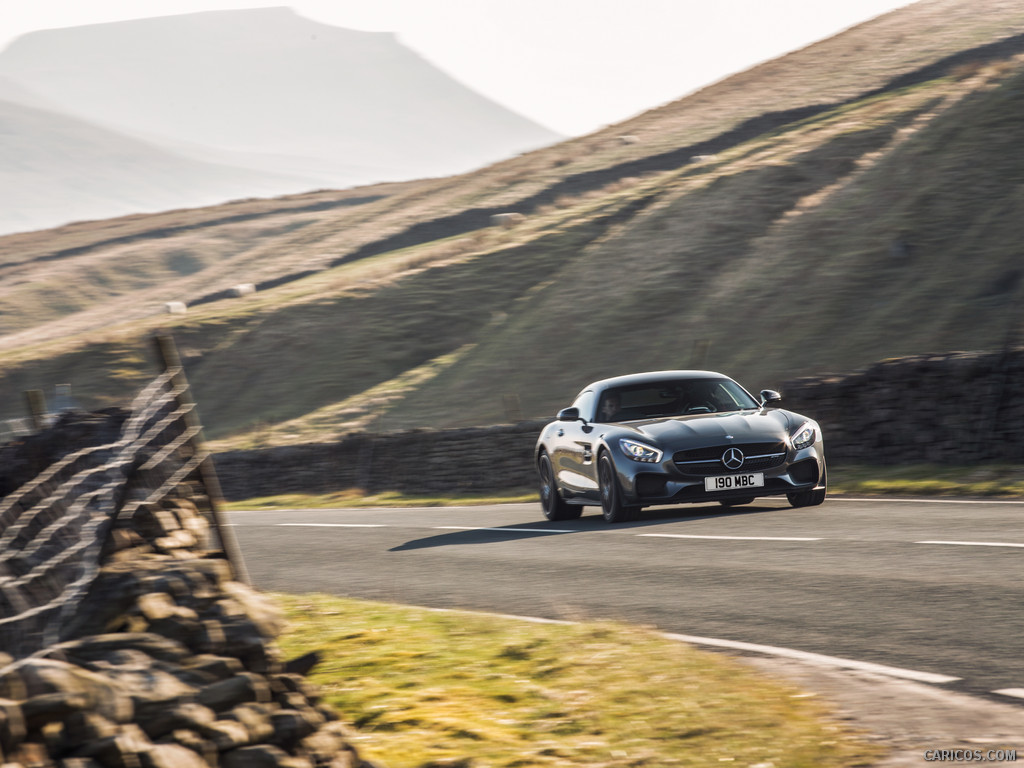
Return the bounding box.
[660,632,960,684]
[419,606,960,684]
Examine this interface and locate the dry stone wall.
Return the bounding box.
[0,493,380,768]
[214,421,546,501]
[0,413,381,768]
[0,410,128,499]
[780,348,1024,464]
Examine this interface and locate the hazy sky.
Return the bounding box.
[0,0,917,136]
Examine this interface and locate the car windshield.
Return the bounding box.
[596,378,759,422]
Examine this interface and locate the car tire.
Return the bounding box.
[599,453,639,523]
[788,465,827,508]
[719,497,755,507]
[538,452,581,521]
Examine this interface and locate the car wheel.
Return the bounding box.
[719,497,755,507]
[538,452,581,521]
[599,453,639,523]
[788,465,827,508]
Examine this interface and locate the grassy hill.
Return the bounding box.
[2,0,1024,449]
[0,97,312,236]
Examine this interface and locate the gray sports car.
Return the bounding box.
[535,370,826,522]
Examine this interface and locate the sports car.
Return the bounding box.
[535,370,826,522]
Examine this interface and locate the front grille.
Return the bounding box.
[674,442,784,462]
[673,441,786,477]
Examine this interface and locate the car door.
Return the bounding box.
[550,390,600,501]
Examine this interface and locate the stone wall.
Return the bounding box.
[780,348,1024,464]
[214,421,547,501]
[0,492,380,768]
[0,416,382,768]
[0,409,128,499]
[213,348,1024,501]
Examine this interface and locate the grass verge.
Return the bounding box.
[221,464,1024,512]
[273,593,879,768]
[222,488,539,511]
[830,463,1024,498]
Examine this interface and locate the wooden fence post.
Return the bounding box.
[153,333,250,585]
[24,389,47,432]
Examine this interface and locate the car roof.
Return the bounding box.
[583,370,731,394]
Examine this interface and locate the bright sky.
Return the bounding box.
[0,0,917,136]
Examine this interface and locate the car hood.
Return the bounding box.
[615,409,801,448]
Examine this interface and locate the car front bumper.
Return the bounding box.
[612,441,826,507]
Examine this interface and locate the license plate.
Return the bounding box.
[705,473,764,492]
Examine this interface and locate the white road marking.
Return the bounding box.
[433,526,577,534]
[276,523,387,528]
[235,518,1024,561]
[917,540,1024,549]
[419,605,960,684]
[993,688,1024,699]
[640,533,821,541]
[661,632,961,683]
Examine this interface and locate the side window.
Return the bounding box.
[572,390,596,422]
[597,389,626,422]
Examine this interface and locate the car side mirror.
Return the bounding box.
[556,407,582,422]
[760,390,782,407]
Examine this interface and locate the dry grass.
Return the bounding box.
[222,488,540,511]
[218,463,1024,512]
[273,594,880,768]
[831,464,1024,498]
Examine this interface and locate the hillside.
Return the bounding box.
[2,0,1023,448]
[0,7,561,232]
[0,97,312,236]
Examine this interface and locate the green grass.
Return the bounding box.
[830,463,1024,498]
[377,83,973,429]
[220,465,1024,512]
[222,488,539,511]
[273,593,879,768]
[0,203,623,438]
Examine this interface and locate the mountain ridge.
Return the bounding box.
[0,8,560,162]
[0,96,317,236]
[0,7,561,235]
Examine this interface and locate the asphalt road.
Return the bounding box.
[227,496,1024,701]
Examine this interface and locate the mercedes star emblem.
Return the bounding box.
[722,447,745,470]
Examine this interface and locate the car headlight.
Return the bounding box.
[619,439,663,463]
[791,422,817,450]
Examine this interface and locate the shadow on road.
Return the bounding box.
[389,501,783,551]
